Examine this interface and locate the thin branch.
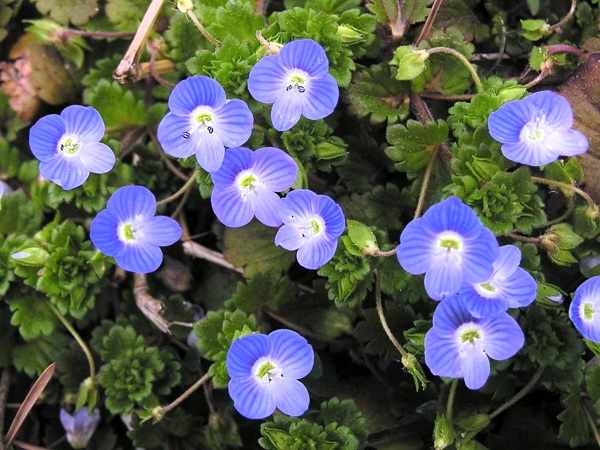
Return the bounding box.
[154,373,211,420]
[427,47,483,92]
[147,129,189,181]
[414,142,438,218]
[546,43,584,57]
[156,174,197,207]
[375,274,409,359]
[414,0,445,46]
[183,7,220,47]
[420,92,474,101]
[531,176,598,214]
[489,367,544,420]
[446,379,458,423]
[256,31,282,54]
[133,274,171,334]
[388,0,407,42]
[505,232,541,245]
[182,240,244,274]
[114,0,166,83]
[58,29,133,40]
[549,0,577,33]
[584,404,600,448]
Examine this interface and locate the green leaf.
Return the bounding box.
[106,0,149,31]
[0,190,43,236]
[389,46,429,81]
[347,220,378,254]
[224,221,295,277]
[318,397,368,445]
[83,80,147,130]
[586,365,600,404]
[520,19,551,41]
[9,296,57,340]
[386,119,449,174]
[558,393,591,446]
[32,0,98,25]
[13,332,70,376]
[225,272,296,314]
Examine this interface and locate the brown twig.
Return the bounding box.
[414,0,445,45]
[546,43,584,57]
[147,128,189,181]
[114,0,166,83]
[420,92,474,101]
[254,0,267,15]
[549,0,577,33]
[505,232,541,245]
[0,369,11,450]
[58,29,133,40]
[182,240,244,274]
[388,0,407,42]
[133,274,172,334]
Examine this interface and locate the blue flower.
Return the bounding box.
[396,196,499,300]
[488,91,588,166]
[29,105,116,190]
[158,76,253,172]
[211,146,298,228]
[569,276,600,342]
[274,189,345,270]
[0,181,12,197]
[248,39,339,131]
[425,295,524,390]
[227,329,314,419]
[90,185,182,273]
[60,407,101,449]
[458,245,537,318]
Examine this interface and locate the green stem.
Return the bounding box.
[157,173,197,207]
[584,403,600,448]
[427,47,483,92]
[446,380,458,423]
[489,367,544,420]
[414,143,439,218]
[531,176,598,214]
[375,273,408,359]
[48,303,96,385]
[153,372,211,420]
[186,9,220,47]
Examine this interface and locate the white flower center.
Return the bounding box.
[456,323,485,353]
[285,69,310,94]
[118,221,140,243]
[235,170,263,200]
[581,301,596,323]
[436,231,463,252]
[58,135,81,157]
[296,215,325,239]
[521,116,549,143]
[185,107,216,138]
[253,358,283,383]
[474,280,500,298]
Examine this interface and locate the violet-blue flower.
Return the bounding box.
[425,295,524,390]
[157,76,253,172]
[488,90,588,166]
[248,39,339,131]
[274,189,345,270]
[60,407,101,449]
[29,105,115,190]
[569,276,600,342]
[90,185,182,274]
[211,146,298,227]
[458,245,537,318]
[227,329,314,419]
[396,196,499,300]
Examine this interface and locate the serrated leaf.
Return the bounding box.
[32,0,98,25]
[9,296,57,340]
[83,79,147,130]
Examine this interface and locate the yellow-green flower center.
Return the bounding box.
[194,112,213,125]
[584,302,595,321]
[121,223,136,241]
[479,282,496,293]
[310,218,321,234]
[239,174,257,190]
[460,329,481,344]
[439,238,461,250]
[59,137,80,155]
[256,361,276,379]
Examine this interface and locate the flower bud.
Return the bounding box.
[433,414,455,450]
[60,408,101,449]
[10,247,49,267]
[337,24,364,44]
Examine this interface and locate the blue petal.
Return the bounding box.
[461,348,490,390]
[248,55,287,104]
[569,276,600,342]
[318,195,345,239]
[39,156,89,190]
[252,147,298,192]
[432,295,472,331]
[194,130,225,172]
[168,76,226,115]
[107,185,156,221]
[226,333,270,379]
[420,196,483,239]
[280,39,329,77]
[90,209,123,257]
[215,99,253,148]
[228,377,275,420]
[545,128,589,157]
[526,91,573,128]
[493,245,521,278]
[157,113,197,159]
[253,189,284,227]
[29,114,64,162]
[424,328,462,378]
[274,224,304,251]
[501,140,558,167]
[296,236,337,270]
[488,99,532,144]
[271,90,303,131]
[268,329,314,379]
[424,257,464,300]
[502,268,537,309]
[59,409,75,433]
[273,379,310,417]
[211,147,253,187]
[115,243,163,273]
[397,218,434,275]
[211,186,254,227]
[303,74,339,121]
[279,189,319,221]
[61,105,105,142]
[79,142,115,174]
[139,216,182,247]
[462,228,498,284]
[461,287,509,318]
[481,313,524,360]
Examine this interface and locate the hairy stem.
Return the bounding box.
[414,0,444,45]
[531,176,598,213]
[414,143,438,218]
[157,173,198,207]
[427,47,483,92]
[375,273,408,359]
[154,372,211,419]
[505,232,542,245]
[48,304,96,388]
[489,367,544,419]
[446,380,458,423]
